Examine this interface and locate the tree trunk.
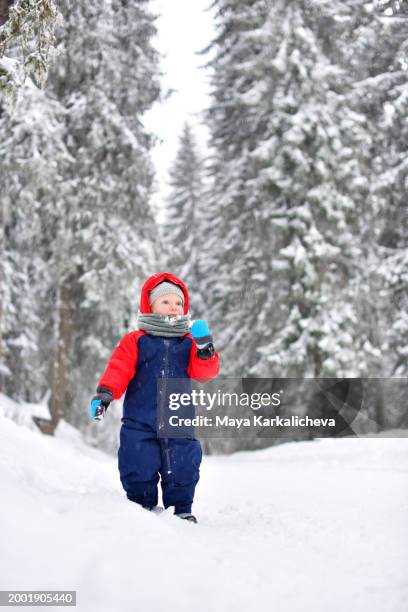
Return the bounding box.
[0,0,14,27]
[33,272,75,435]
[373,378,386,431]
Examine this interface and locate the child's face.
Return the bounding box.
[151,293,184,316]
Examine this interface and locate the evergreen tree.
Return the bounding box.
[369,1,408,377]
[199,0,271,377]
[201,0,408,386]
[247,0,379,379]
[0,81,68,398]
[0,0,162,439]
[162,122,205,316]
[46,0,162,435]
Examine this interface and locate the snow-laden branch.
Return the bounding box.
[0,0,61,106]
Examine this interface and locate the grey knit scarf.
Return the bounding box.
[137,312,191,337]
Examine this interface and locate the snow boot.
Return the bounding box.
[142,505,164,513]
[175,513,198,523]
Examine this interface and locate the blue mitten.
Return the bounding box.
[190,320,215,360]
[90,387,114,421]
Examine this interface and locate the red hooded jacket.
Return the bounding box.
[98,272,220,399]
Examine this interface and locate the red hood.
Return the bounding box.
[139,272,189,314]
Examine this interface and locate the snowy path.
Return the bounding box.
[1,408,407,612]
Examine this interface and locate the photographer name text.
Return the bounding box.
[168,415,336,428]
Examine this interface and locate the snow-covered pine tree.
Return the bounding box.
[199,0,272,377]
[162,121,206,316]
[314,1,408,425]
[0,0,60,393]
[201,0,366,378]
[0,81,68,399]
[369,2,408,379]
[247,1,386,380]
[202,0,407,387]
[325,0,408,387]
[0,0,162,438]
[253,0,408,426]
[45,0,162,436]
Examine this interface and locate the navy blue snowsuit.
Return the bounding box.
[119,334,202,513]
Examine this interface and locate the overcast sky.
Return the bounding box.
[143,0,216,219]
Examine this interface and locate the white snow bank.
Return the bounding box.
[0,391,51,428]
[0,394,407,612]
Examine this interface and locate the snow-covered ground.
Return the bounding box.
[1,394,407,612]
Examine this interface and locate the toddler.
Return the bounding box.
[90,272,220,523]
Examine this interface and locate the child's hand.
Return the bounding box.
[90,387,114,420]
[190,320,215,360]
